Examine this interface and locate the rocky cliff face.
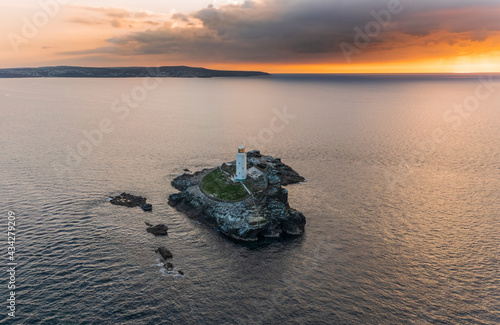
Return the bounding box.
[168,150,306,242]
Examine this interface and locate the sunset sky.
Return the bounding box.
[2,0,500,73]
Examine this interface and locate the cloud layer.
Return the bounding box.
[65,0,498,64]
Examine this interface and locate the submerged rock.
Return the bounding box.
[156,247,173,261]
[168,150,306,242]
[146,224,168,236]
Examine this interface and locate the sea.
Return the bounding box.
[0,74,498,324]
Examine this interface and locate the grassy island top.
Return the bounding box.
[200,166,268,202]
[200,169,249,201]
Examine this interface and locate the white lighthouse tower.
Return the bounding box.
[235,145,247,181]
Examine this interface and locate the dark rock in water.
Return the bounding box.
[145,221,153,227]
[165,262,174,271]
[156,247,173,260]
[110,193,147,208]
[141,203,153,211]
[146,224,168,236]
[168,150,306,242]
[178,270,184,275]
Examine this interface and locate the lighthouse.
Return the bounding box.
[235,145,247,181]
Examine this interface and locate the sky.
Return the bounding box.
[1,0,500,73]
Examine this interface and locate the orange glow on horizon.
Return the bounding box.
[205,56,500,74]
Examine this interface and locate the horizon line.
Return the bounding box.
[2,65,500,75]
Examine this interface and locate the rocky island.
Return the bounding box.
[168,149,306,242]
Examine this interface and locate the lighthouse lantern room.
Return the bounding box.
[235,145,247,181]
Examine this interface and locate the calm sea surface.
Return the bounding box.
[0,74,499,324]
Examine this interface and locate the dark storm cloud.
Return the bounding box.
[66,0,500,63]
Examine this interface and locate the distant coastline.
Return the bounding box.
[0,66,270,78]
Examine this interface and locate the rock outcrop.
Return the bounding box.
[156,247,173,261]
[168,150,306,242]
[146,223,168,236]
[110,193,152,211]
[246,150,305,185]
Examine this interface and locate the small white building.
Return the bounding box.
[235,145,247,181]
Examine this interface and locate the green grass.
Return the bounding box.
[201,169,249,201]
